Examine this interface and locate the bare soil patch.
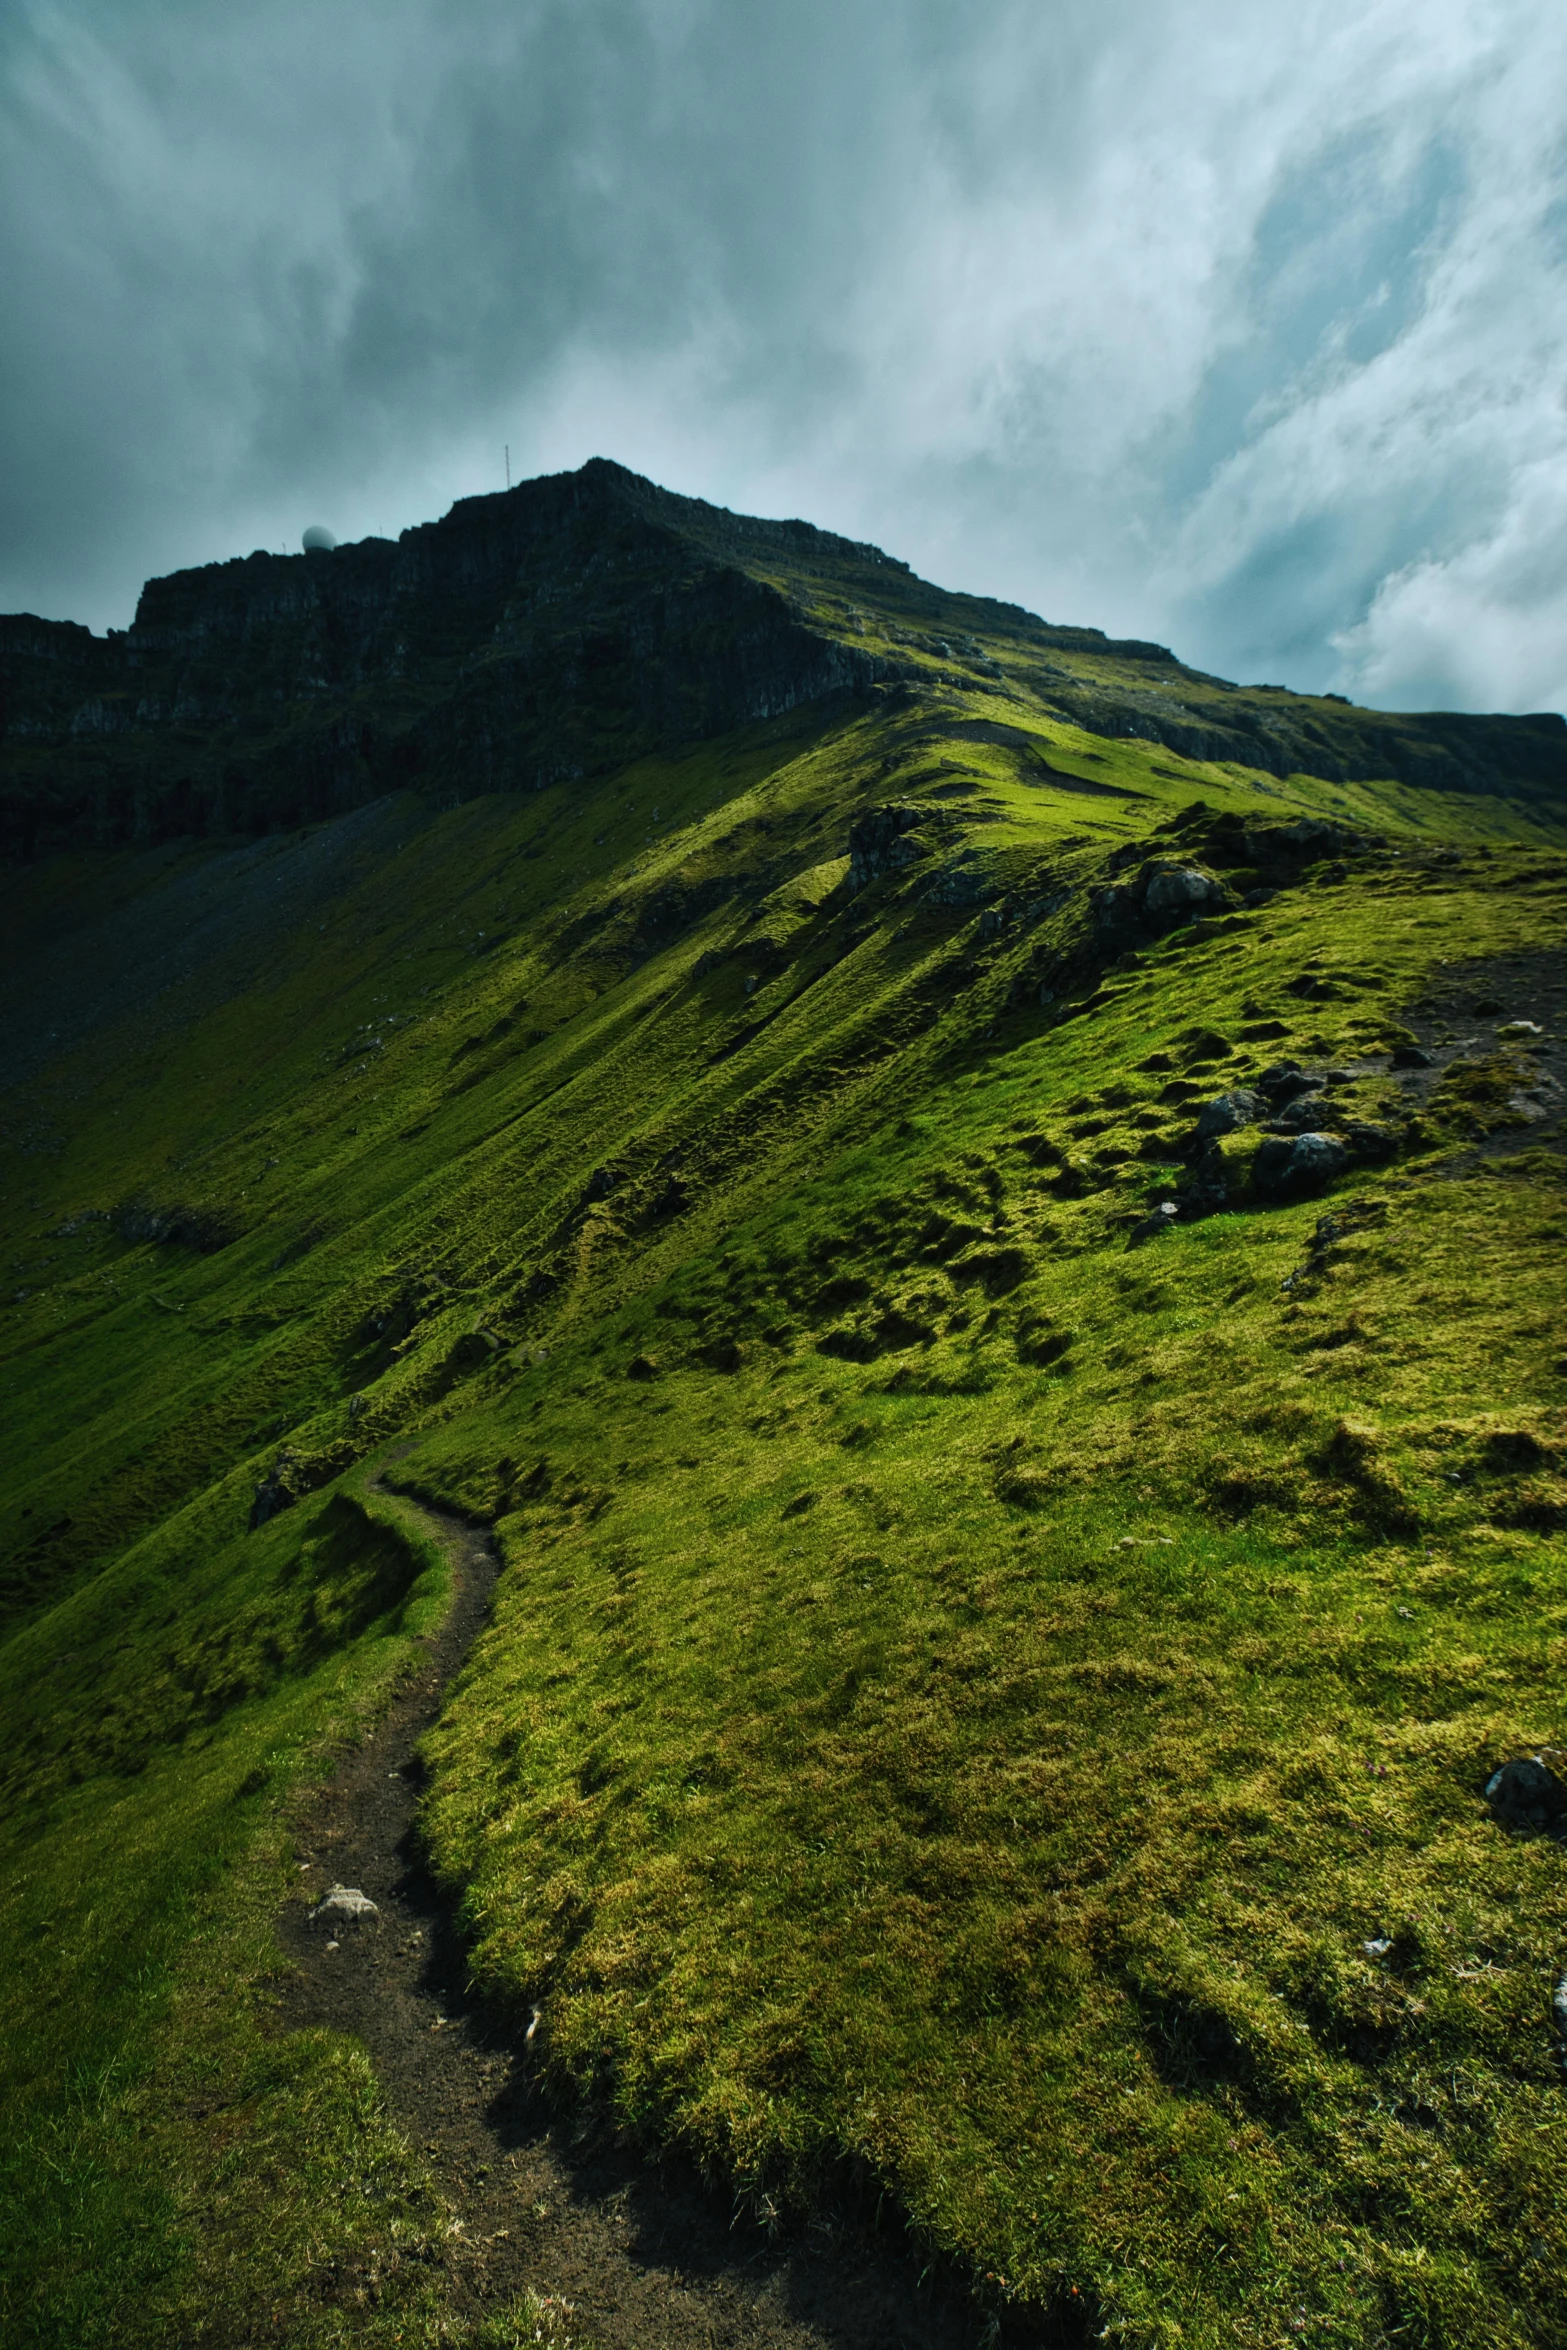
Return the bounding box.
[1396,947,1566,1162]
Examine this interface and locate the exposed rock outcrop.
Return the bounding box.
[5,457,1565,857]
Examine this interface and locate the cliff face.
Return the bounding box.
[0,463,912,853]
[3,455,1564,854]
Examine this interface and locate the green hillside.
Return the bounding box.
[2,473,1566,2349]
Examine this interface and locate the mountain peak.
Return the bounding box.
[2,461,1564,860]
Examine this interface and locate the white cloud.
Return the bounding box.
[3,0,1567,714]
[1335,455,1567,711]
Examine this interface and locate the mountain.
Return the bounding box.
[4,457,1565,857]
[2,461,1565,2350]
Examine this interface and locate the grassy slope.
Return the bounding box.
[1,674,1564,2348]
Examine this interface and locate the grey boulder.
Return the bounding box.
[1195,1088,1267,1143]
[1256,1062,1322,1105]
[1252,1131,1349,1198]
[1273,1094,1341,1133]
[1485,1756,1567,1832]
[1146,866,1216,914]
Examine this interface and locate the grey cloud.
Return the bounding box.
[4,0,1567,715]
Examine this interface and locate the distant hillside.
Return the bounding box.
[3,456,1565,858]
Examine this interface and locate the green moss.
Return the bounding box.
[0,1473,459,2345]
[2,672,1565,2345]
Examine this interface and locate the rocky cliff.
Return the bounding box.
[3,455,1564,854]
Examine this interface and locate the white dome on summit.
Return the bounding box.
[301,525,337,552]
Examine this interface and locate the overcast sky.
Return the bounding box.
[4,0,1567,711]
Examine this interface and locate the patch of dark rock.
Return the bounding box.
[1176,1146,1237,1215]
[1391,1043,1434,1070]
[1153,866,1221,914]
[1256,1063,1323,1105]
[1252,1132,1350,1199]
[1194,1089,1266,1143]
[1092,860,1232,941]
[626,1353,660,1381]
[1269,1094,1348,1134]
[1485,1755,1567,1833]
[1335,1119,1401,1163]
[845,803,928,891]
[249,1451,301,1530]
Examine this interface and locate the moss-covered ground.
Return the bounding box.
[2,678,1564,2346]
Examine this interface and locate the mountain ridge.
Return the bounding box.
[3,456,1565,859]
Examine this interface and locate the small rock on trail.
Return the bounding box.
[312,1882,380,1924]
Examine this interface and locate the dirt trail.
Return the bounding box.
[279,1488,1008,2350]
